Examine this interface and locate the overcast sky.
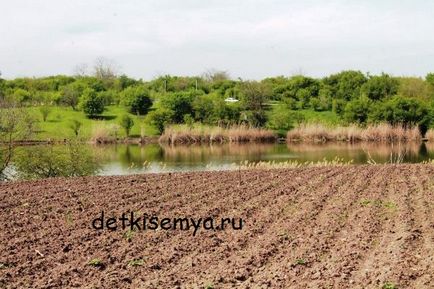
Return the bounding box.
[1,0,434,80]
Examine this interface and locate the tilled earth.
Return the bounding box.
[1,165,434,288]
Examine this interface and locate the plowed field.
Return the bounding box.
[1,164,434,288]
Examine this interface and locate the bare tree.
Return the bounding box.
[0,101,36,180]
[93,57,119,80]
[202,69,230,82]
[73,63,89,77]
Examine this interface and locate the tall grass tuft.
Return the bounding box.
[159,124,277,145]
[287,123,421,143]
[90,123,120,144]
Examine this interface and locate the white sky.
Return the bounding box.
[1,0,433,79]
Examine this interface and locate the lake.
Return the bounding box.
[80,142,434,175]
[6,142,434,179]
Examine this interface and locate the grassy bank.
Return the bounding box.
[159,124,277,145]
[287,123,422,142]
[26,106,159,140]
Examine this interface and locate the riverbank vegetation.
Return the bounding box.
[1,61,434,144]
[159,124,277,145]
[287,123,421,142]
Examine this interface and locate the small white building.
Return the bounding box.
[224,97,239,103]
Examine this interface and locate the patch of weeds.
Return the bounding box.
[88,258,104,268]
[360,199,372,206]
[123,229,135,242]
[65,211,73,225]
[360,199,397,211]
[294,258,307,266]
[205,283,214,289]
[382,282,398,289]
[0,263,12,270]
[127,258,144,267]
[383,201,397,210]
[277,230,291,241]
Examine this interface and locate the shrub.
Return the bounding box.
[343,96,372,124]
[160,91,196,123]
[266,107,295,136]
[79,88,105,117]
[39,106,52,122]
[120,114,134,137]
[146,108,174,134]
[120,86,152,115]
[69,119,82,137]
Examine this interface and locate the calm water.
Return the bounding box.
[93,142,432,175]
[7,142,434,178]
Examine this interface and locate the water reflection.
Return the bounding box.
[8,142,434,178]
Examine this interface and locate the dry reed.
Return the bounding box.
[159,125,277,145]
[287,123,421,143]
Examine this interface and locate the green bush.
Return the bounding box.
[120,86,152,115]
[146,108,174,133]
[79,88,105,117]
[343,96,372,124]
[119,114,134,136]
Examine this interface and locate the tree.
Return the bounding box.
[369,96,430,135]
[266,106,296,136]
[343,96,372,124]
[0,102,36,180]
[240,81,271,126]
[120,114,134,137]
[69,119,82,137]
[79,88,105,117]
[160,91,196,123]
[146,108,174,133]
[322,70,367,101]
[14,142,100,179]
[39,106,51,122]
[61,82,83,110]
[361,73,399,100]
[120,86,153,115]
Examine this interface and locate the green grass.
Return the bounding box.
[295,109,342,126]
[127,258,144,267]
[382,282,398,289]
[27,105,159,140]
[88,258,103,267]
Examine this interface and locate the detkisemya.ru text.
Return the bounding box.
[92,211,244,236]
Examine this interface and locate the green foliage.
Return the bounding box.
[362,73,399,100]
[266,106,295,136]
[382,282,398,289]
[369,95,431,135]
[344,96,372,124]
[160,91,196,123]
[119,114,134,136]
[323,70,367,100]
[146,108,174,133]
[88,258,103,267]
[14,142,100,179]
[127,258,144,267]
[69,119,82,137]
[79,88,105,117]
[60,82,84,110]
[120,86,152,115]
[2,71,434,137]
[240,81,271,126]
[39,106,52,122]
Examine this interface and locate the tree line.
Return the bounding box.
[1,67,434,135]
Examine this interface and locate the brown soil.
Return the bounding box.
[1,165,434,288]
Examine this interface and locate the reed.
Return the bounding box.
[287,123,421,143]
[90,123,120,144]
[159,124,277,145]
[425,129,434,141]
[234,157,353,170]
